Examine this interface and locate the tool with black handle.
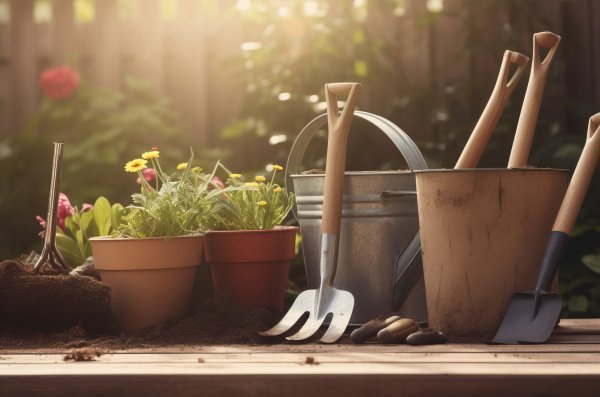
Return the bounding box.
[493,113,600,344]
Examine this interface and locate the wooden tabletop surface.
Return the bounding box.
[1,319,599,397]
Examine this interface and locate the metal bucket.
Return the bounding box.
[286,111,428,325]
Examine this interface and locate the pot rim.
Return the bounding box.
[89,234,204,242]
[207,226,299,235]
[291,170,413,178]
[414,167,569,174]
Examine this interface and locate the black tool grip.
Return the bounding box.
[535,231,570,293]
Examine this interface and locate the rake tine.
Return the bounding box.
[259,292,313,336]
[286,315,326,341]
[259,310,307,337]
[319,316,351,343]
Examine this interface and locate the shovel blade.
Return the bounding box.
[492,292,562,344]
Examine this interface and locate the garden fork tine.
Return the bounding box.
[260,83,359,343]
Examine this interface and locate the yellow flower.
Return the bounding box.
[274,186,282,193]
[124,159,148,173]
[244,182,259,187]
[272,164,283,171]
[141,150,159,160]
[192,166,202,173]
[257,200,268,207]
[255,175,266,182]
[177,162,188,171]
[229,173,242,179]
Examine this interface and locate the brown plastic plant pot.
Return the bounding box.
[204,226,298,313]
[90,235,204,334]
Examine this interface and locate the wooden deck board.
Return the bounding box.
[1,318,599,397]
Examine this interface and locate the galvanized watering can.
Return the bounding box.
[286,111,428,325]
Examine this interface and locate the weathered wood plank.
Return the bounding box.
[51,0,76,65]
[1,365,600,397]
[4,351,600,364]
[92,0,120,88]
[9,0,37,133]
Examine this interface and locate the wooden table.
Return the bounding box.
[1,319,599,397]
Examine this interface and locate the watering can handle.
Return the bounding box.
[285,111,427,203]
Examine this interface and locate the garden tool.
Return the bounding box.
[393,50,530,307]
[260,83,359,343]
[508,32,561,168]
[493,113,600,344]
[34,142,70,272]
[455,50,529,168]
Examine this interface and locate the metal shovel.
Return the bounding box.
[34,142,70,272]
[260,83,359,343]
[493,113,600,344]
[393,50,530,307]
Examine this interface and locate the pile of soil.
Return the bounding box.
[0,258,320,352]
[0,259,112,332]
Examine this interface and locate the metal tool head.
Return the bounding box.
[259,287,354,343]
[34,142,69,272]
[492,291,562,344]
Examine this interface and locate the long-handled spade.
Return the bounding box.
[493,113,600,344]
[260,83,360,343]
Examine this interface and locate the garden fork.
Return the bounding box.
[34,142,70,272]
[260,83,359,343]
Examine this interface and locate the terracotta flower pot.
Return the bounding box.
[90,235,203,334]
[205,226,298,312]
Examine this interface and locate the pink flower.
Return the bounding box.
[38,193,74,232]
[209,176,225,191]
[36,215,46,229]
[136,168,157,185]
[57,193,74,230]
[39,66,80,101]
[81,203,93,212]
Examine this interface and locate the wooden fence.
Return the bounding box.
[0,0,598,147]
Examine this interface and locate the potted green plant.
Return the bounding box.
[206,165,297,312]
[90,148,222,334]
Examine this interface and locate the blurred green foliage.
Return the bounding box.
[0,77,187,259]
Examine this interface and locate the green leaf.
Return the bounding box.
[567,295,589,313]
[56,233,85,268]
[582,254,600,274]
[80,209,99,239]
[111,203,124,228]
[75,230,85,256]
[93,196,112,236]
[63,215,78,239]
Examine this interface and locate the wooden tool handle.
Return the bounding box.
[508,32,561,168]
[322,83,361,234]
[455,50,529,168]
[553,113,600,234]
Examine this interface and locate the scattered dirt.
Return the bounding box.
[63,348,103,362]
[304,356,319,365]
[0,292,282,352]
